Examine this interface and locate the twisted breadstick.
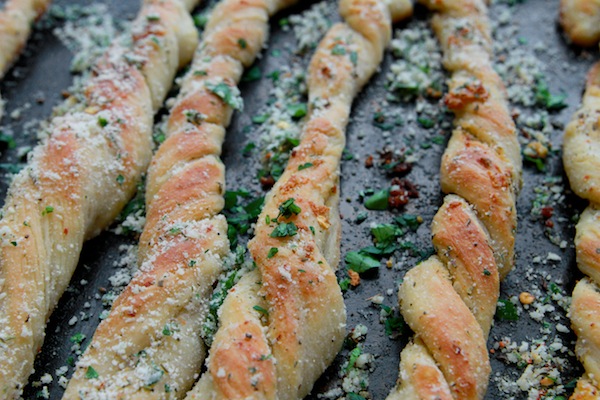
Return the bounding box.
[563,62,600,400]
[64,0,303,398]
[0,0,51,78]
[0,0,51,121]
[560,0,600,47]
[387,0,521,398]
[183,1,412,399]
[0,1,199,397]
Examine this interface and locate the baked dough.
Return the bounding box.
[563,62,600,399]
[560,0,600,47]
[63,0,301,398]
[387,0,522,398]
[0,0,52,121]
[66,1,412,398]
[0,0,51,78]
[0,0,199,397]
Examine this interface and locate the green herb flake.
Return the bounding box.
[243,142,256,155]
[483,269,491,276]
[194,70,208,76]
[242,65,262,82]
[252,114,269,124]
[346,346,362,372]
[331,44,346,55]
[98,117,108,127]
[309,226,316,235]
[417,116,435,129]
[267,247,279,258]
[339,277,351,292]
[238,38,248,49]
[350,51,358,66]
[70,333,86,344]
[0,132,16,149]
[278,198,301,219]
[345,251,380,273]
[534,78,568,111]
[286,103,307,119]
[85,366,99,379]
[364,189,389,210]
[496,299,519,321]
[193,14,208,29]
[253,305,269,316]
[42,206,54,216]
[270,222,298,238]
[298,162,313,171]
[146,14,160,22]
[116,174,124,184]
[207,82,243,110]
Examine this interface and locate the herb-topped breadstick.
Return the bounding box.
[63,0,301,398]
[186,1,413,398]
[563,62,600,399]
[387,0,522,398]
[0,0,199,397]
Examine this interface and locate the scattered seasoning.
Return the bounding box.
[496,299,519,321]
[242,65,261,82]
[238,38,248,49]
[97,116,108,127]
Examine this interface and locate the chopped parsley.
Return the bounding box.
[496,299,519,321]
[238,38,248,49]
[85,366,99,379]
[207,82,243,110]
[298,162,313,170]
[97,116,108,127]
[277,198,301,219]
[270,222,298,238]
[364,189,389,210]
[345,251,380,273]
[253,305,269,316]
[286,103,307,119]
[267,247,278,258]
[331,44,346,55]
[42,206,54,216]
[534,77,567,111]
[242,65,262,82]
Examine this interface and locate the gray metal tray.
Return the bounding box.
[0,0,597,398]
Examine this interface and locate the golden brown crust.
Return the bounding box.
[65,0,302,398]
[188,1,413,399]
[388,0,521,398]
[0,0,51,78]
[564,62,600,398]
[560,0,600,47]
[0,0,199,398]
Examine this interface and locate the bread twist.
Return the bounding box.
[563,62,600,400]
[63,0,305,398]
[0,1,199,397]
[387,1,522,399]
[181,1,411,399]
[560,0,600,47]
[0,0,51,78]
[0,0,52,121]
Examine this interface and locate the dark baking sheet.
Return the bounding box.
[0,0,597,398]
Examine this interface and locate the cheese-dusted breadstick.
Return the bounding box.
[0,0,199,397]
[186,1,413,398]
[563,62,600,399]
[387,0,522,398]
[0,0,51,77]
[63,0,304,398]
[560,0,600,47]
[0,0,52,120]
